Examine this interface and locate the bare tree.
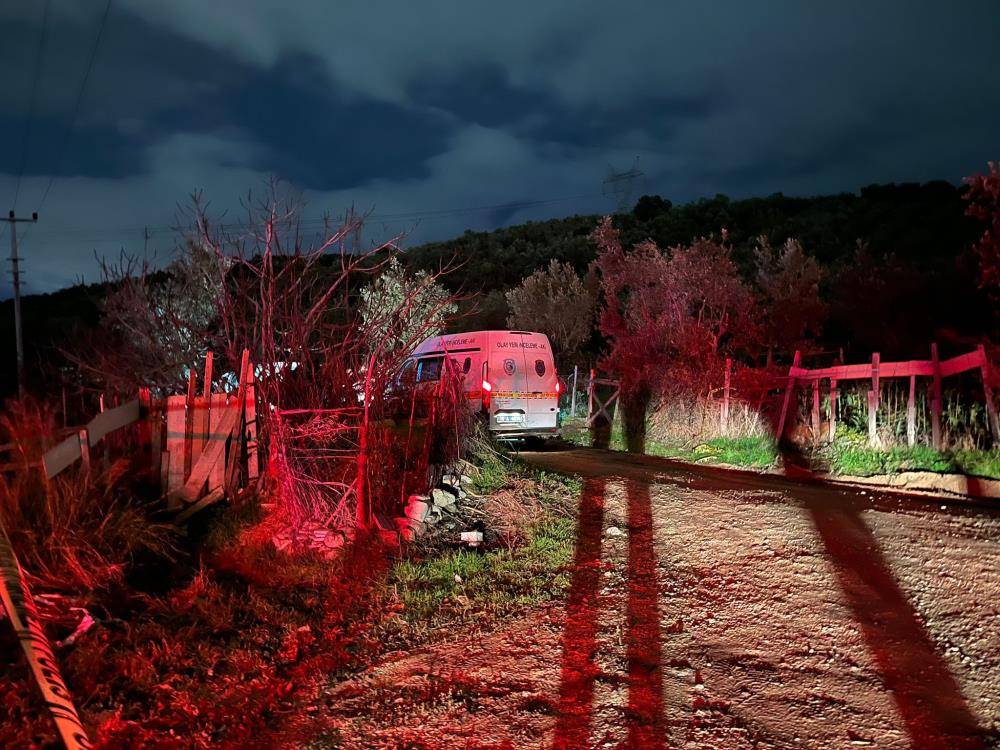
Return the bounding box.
[506,259,596,368]
[65,241,223,395]
[189,183,467,532]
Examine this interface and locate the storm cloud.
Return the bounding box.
[1,0,998,295]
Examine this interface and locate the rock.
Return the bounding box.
[424,506,444,525]
[432,488,456,507]
[606,526,624,538]
[394,516,425,538]
[404,496,431,522]
[460,530,484,547]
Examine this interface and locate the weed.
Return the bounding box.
[389,515,574,636]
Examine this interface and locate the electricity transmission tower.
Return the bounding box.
[5,210,38,397]
[602,157,644,214]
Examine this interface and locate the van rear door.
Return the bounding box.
[490,333,530,430]
[524,337,558,431]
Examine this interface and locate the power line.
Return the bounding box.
[22,0,112,248]
[12,0,52,212]
[602,156,644,214]
[24,191,607,243]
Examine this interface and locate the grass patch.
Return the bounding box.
[953,449,1000,478]
[390,515,574,635]
[388,430,581,636]
[689,436,779,468]
[822,441,1000,478]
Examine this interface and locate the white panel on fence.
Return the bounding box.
[208,394,230,493]
[165,395,187,504]
[42,435,83,479]
[86,399,140,446]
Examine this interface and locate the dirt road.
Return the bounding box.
[327,446,1000,749]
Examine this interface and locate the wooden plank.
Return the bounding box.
[828,378,838,442]
[721,357,731,436]
[931,343,942,450]
[150,403,163,479]
[42,434,82,479]
[78,430,91,475]
[811,379,821,445]
[978,344,1000,444]
[208,394,229,492]
[940,349,986,378]
[85,399,139,447]
[776,350,801,441]
[173,404,240,506]
[165,395,187,508]
[190,396,209,468]
[245,364,259,480]
[868,353,880,447]
[174,487,225,523]
[202,352,214,399]
[183,369,198,480]
[790,360,936,381]
[224,352,250,496]
[138,388,151,454]
[907,374,917,447]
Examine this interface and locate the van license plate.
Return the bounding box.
[495,413,523,424]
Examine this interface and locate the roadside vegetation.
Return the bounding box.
[382,430,579,640]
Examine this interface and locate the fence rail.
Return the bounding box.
[1,350,258,521]
[778,344,998,448]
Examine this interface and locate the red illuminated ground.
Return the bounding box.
[326,447,1000,749]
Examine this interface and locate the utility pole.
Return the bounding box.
[5,210,38,398]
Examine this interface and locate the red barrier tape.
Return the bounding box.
[0,523,91,749]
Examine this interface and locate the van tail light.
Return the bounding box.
[481,362,492,410]
[556,380,562,395]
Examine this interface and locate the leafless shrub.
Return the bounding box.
[188,182,469,532]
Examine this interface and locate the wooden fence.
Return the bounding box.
[1,350,258,522]
[776,344,999,448]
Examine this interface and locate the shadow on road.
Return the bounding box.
[552,474,666,749]
[778,443,988,750]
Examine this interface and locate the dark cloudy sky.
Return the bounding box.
[1,1,998,296]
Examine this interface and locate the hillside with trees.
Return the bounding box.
[408,180,993,363]
[1,180,995,400]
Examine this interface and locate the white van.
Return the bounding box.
[407,330,561,441]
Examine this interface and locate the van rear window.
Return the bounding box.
[534,359,546,377]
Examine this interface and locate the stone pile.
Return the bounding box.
[393,469,475,542]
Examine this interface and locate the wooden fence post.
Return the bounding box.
[570,365,578,418]
[776,350,801,442]
[868,352,880,447]
[587,368,596,425]
[78,429,90,476]
[165,395,187,510]
[245,359,259,480]
[906,374,917,447]
[225,350,251,498]
[930,342,942,450]
[721,357,732,436]
[828,378,838,442]
[183,368,198,480]
[978,344,999,444]
[811,379,821,445]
